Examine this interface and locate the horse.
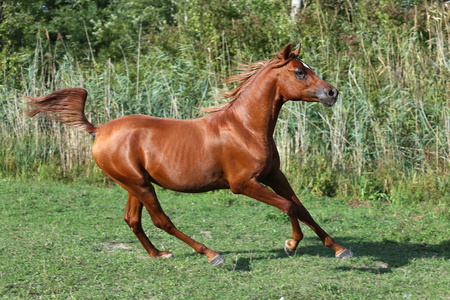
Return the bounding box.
[25,43,353,265]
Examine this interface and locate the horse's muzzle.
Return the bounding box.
[318,87,339,107]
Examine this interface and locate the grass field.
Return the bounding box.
[0,179,448,299]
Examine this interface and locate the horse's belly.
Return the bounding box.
[143,146,227,192]
[148,165,229,193]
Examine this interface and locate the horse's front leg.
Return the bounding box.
[259,170,353,259]
[261,173,304,254]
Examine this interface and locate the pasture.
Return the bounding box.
[1,2,449,299]
[1,179,448,299]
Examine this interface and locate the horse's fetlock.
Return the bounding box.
[196,245,208,254]
[324,236,335,248]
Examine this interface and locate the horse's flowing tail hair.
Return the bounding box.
[25,88,97,136]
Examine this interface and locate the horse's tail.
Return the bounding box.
[25,88,97,136]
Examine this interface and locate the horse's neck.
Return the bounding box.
[227,72,283,138]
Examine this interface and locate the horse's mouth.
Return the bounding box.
[320,98,337,107]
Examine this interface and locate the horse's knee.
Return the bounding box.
[124,215,142,233]
[151,216,174,233]
[282,202,297,218]
[151,218,163,229]
[124,211,131,225]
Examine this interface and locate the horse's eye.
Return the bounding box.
[295,69,305,80]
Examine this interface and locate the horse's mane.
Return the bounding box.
[201,51,296,114]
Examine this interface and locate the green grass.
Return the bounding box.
[1,180,448,299]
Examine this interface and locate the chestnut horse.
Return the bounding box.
[25,43,353,265]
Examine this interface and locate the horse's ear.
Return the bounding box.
[293,43,301,57]
[282,43,292,60]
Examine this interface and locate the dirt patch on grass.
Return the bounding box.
[102,242,133,252]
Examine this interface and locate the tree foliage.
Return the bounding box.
[1,0,442,82]
[0,0,448,202]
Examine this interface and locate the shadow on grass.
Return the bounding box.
[333,237,450,273]
[221,237,450,273]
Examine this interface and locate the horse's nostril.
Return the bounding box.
[327,88,338,99]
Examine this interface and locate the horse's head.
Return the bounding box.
[276,43,338,107]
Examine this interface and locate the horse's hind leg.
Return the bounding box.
[127,183,225,265]
[124,193,174,259]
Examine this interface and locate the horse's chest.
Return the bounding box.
[235,143,275,176]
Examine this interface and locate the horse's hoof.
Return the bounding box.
[284,239,296,256]
[336,248,353,259]
[209,254,225,266]
[159,251,175,259]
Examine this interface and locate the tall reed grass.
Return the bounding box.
[1,2,448,204]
